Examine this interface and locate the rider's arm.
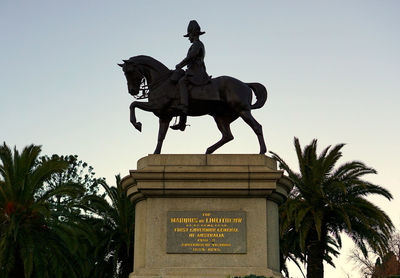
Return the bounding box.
[176,42,201,69]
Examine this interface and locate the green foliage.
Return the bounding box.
[0,142,136,278]
[37,154,104,202]
[76,175,135,278]
[0,143,84,278]
[272,138,393,278]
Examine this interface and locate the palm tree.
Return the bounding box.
[0,143,84,278]
[78,175,135,278]
[271,138,393,278]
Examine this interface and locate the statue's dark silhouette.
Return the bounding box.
[119,21,268,154]
[171,20,210,131]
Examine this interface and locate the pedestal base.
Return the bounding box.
[130,268,280,278]
[122,154,291,278]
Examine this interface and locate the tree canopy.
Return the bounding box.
[0,143,134,278]
[272,138,393,278]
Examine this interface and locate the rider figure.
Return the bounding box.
[170,20,210,131]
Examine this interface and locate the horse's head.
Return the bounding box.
[119,56,170,98]
[118,59,144,97]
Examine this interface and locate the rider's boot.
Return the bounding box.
[171,78,189,131]
[170,115,187,131]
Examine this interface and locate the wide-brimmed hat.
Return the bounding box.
[183,20,205,37]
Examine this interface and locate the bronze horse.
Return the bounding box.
[119,55,268,154]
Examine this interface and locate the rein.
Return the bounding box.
[133,70,171,99]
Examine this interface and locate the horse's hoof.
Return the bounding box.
[134,122,142,132]
[206,148,214,154]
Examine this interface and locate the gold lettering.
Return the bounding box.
[189,228,216,233]
[205,217,233,223]
[174,228,188,232]
[196,233,224,238]
[216,228,238,233]
[212,243,231,247]
[207,248,221,252]
[181,243,204,247]
[192,248,205,252]
[233,218,242,223]
[170,217,199,223]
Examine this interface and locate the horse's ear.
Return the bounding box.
[118,63,124,67]
[123,59,129,63]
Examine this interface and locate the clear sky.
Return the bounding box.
[1,1,399,277]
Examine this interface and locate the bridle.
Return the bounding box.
[134,78,149,100]
[132,69,172,100]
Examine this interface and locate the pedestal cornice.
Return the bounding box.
[122,154,292,204]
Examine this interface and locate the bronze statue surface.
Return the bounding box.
[119,21,268,154]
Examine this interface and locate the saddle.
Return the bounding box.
[189,82,219,101]
[170,69,220,101]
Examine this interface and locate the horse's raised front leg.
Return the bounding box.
[206,116,235,154]
[129,101,154,132]
[154,117,172,154]
[239,110,267,154]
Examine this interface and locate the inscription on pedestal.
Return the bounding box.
[167,211,246,254]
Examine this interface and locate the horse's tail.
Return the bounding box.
[247,82,268,109]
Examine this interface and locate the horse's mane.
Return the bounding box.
[128,55,170,73]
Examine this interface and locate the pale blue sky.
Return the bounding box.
[1,1,399,277]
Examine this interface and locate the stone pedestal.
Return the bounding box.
[122,154,291,278]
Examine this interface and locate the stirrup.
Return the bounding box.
[170,123,187,131]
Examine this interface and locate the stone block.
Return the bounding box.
[123,154,291,278]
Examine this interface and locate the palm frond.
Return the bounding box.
[276,137,393,278]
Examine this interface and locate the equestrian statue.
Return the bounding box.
[119,20,268,154]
